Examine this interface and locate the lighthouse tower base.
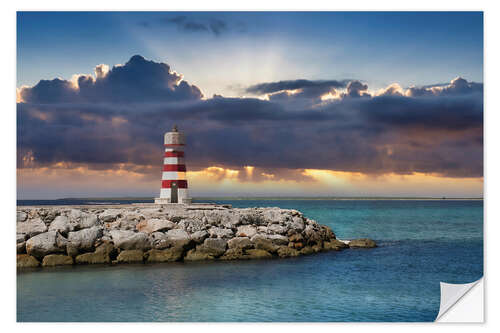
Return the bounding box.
[154,197,192,205]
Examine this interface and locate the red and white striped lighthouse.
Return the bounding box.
[154,125,191,204]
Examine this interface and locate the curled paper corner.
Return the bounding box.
[435,278,484,322]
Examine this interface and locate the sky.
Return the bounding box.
[16,11,483,199]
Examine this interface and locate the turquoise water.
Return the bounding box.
[17,199,483,322]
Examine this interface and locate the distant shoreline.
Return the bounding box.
[19,196,484,201]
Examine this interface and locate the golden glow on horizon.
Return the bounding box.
[17,164,483,198]
[244,166,254,178]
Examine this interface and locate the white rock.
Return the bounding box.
[236,225,257,238]
[68,226,103,251]
[227,237,252,249]
[268,224,287,235]
[208,227,234,239]
[17,211,27,222]
[164,229,191,248]
[99,209,122,222]
[136,218,174,233]
[17,218,47,237]
[191,230,209,244]
[289,216,305,230]
[49,215,73,234]
[110,230,150,250]
[79,213,99,229]
[26,231,62,259]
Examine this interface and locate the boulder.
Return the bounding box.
[110,230,150,250]
[190,230,209,244]
[303,225,322,245]
[99,209,122,222]
[17,218,47,237]
[220,248,245,260]
[348,238,377,248]
[164,229,191,249]
[17,211,28,222]
[289,242,304,249]
[66,243,80,257]
[262,208,287,225]
[178,218,207,232]
[17,254,40,268]
[203,238,227,255]
[185,238,227,261]
[208,227,234,239]
[268,224,287,235]
[251,234,279,253]
[319,225,336,240]
[42,254,73,266]
[266,234,289,245]
[68,226,102,251]
[289,216,305,231]
[239,210,266,226]
[136,219,174,233]
[257,226,268,233]
[75,243,114,264]
[277,246,300,258]
[17,241,26,254]
[149,232,169,249]
[17,233,26,243]
[117,250,144,263]
[227,237,253,250]
[78,213,99,229]
[300,246,314,255]
[184,248,211,261]
[17,234,27,253]
[323,239,349,251]
[95,242,117,258]
[26,231,63,259]
[289,233,304,243]
[236,225,257,238]
[119,212,145,230]
[49,215,73,234]
[75,251,110,264]
[146,248,184,262]
[244,249,273,260]
[41,210,58,224]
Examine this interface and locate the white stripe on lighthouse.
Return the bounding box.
[162,172,187,180]
[164,157,185,165]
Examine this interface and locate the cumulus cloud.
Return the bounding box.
[18,55,203,104]
[17,56,483,180]
[342,80,370,98]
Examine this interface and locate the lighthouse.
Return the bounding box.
[154,126,191,205]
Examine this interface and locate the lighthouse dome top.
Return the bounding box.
[164,125,185,145]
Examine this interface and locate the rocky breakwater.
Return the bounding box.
[16,205,376,268]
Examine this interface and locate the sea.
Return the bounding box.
[16,198,483,322]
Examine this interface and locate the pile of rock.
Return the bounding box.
[16,205,376,268]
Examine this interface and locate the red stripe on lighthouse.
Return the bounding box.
[165,151,184,157]
[163,164,186,172]
[162,180,188,188]
[164,144,185,147]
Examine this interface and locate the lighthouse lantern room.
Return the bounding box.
[154,125,192,205]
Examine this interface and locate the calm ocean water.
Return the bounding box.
[17,199,483,322]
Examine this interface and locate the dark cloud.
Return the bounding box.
[246,79,348,95]
[17,56,483,179]
[342,80,370,98]
[161,16,229,36]
[19,55,203,104]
